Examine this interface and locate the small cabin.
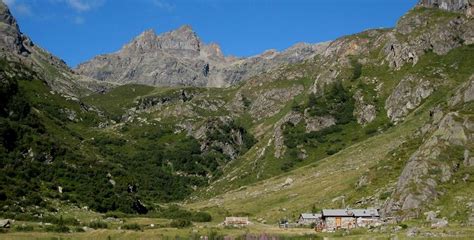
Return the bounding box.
[224,217,249,226]
[297,213,322,225]
[321,209,380,231]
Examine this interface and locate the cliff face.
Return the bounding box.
[75,26,329,87]
[0,1,30,55]
[418,0,473,15]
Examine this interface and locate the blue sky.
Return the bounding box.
[5,0,417,67]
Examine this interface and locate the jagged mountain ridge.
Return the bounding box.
[76,25,329,87]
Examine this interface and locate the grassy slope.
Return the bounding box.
[187,42,474,223]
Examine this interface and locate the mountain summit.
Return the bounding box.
[123,25,202,53]
[0,1,30,55]
[76,25,329,87]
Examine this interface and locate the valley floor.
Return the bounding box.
[1,222,474,240]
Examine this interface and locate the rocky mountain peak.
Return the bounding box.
[123,29,160,53]
[0,1,18,27]
[201,42,225,59]
[159,24,201,51]
[76,23,329,87]
[123,25,203,53]
[0,1,29,55]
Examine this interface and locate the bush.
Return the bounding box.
[191,212,212,222]
[88,221,108,229]
[350,57,362,81]
[14,225,34,232]
[326,148,340,155]
[169,219,192,228]
[122,223,141,231]
[364,127,378,136]
[280,161,294,171]
[45,224,70,233]
[104,211,129,219]
[306,82,355,124]
[43,215,79,226]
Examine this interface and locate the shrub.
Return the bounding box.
[326,148,340,155]
[364,126,378,136]
[191,212,212,222]
[43,215,79,226]
[350,57,362,81]
[104,211,128,219]
[88,221,108,229]
[169,219,192,228]
[14,225,34,232]
[122,223,141,231]
[45,224,70,233]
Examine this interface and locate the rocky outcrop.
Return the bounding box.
[385,76,435,123]
[353,90,377,125]
[418,0,473,15]
[0,1,29,55]
[273,111,336,158]
[385,6,473,70]
[273,112,303,158]
[76,26,329,87]
[249,85,304,120]
[304,113,336,133]
[384,112,473,218]
[449,75,474,106]
[193,117,254,160]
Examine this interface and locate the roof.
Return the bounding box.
[322,209,379,217]
[300,213,322,219]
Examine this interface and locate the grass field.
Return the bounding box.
[2,222,474,239]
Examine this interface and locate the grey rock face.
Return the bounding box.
[304,115,336,133]
[384,112,473,218]
[418,0,473,15]
[193,116,247,160]
[353,90,376,125]
[272,111,336,158]
[385,76,434,123]
[385,9,473,70]
[76,26,329,87]
[249,85,304,120]
[449,75,474,106]
[273,112,303,158]
[0,1,29,55]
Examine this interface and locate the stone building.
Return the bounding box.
[321,209,380,231]
[297,213,322,226]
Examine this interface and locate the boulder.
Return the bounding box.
[282,177,294,187]
[424,211,437,221]
[0,219,11,228]
[431,218,448,228]
[406,227,419,237]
